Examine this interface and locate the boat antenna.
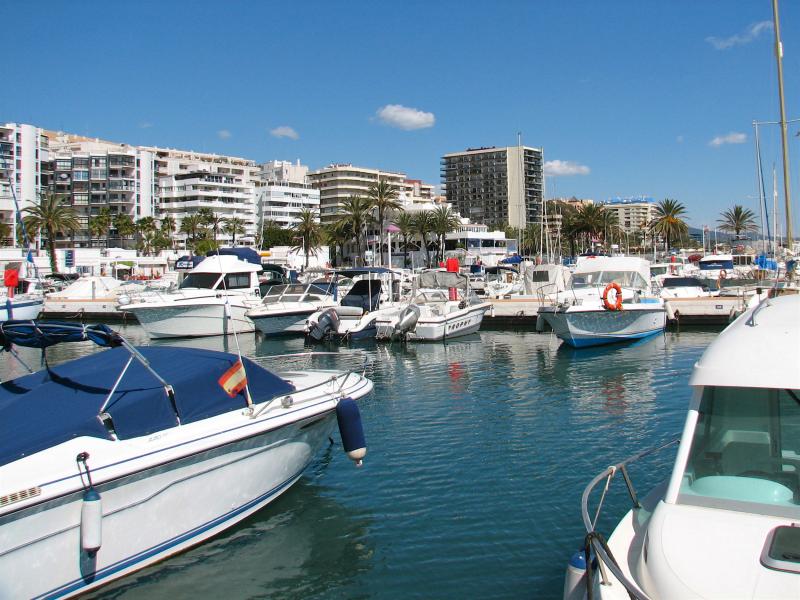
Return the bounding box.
[772,0,794,249]
[753,122,772,253]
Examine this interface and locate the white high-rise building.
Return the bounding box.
[0,123,50,246]
[256,160,320,229]
[601,196,657,235]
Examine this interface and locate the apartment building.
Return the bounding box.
[441,145,543,230]
[0,123,50,245]
[601,196,657,235]
[47,133,157,247]
[255,160,320,229]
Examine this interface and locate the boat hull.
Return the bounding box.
[0,297,43,322]
[251,309,314,336]
[375,304,489,341]
[124,300,256,338]
[0,413,336,599]
[538,305,666,348]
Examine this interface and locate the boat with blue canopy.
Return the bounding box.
[0,320,372,599]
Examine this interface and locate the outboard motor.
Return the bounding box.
[393,305,421,337]
[308,307,340,341]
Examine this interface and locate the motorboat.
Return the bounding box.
[564,293,800,600]
[658,276,713,299]
[247,282,337,336]
[483,263,572,320]
[43,275,127,320]
[120,254,263,338]
[537,256,666,348]
[305,268,402,342]
[0,320,372,599]
[374,270,491,341]
[2,262,44,322]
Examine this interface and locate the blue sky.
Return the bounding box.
[4,1,799,229]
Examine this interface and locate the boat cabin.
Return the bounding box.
[178,255,261,293]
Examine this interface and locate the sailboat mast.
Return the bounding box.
[772,0,794,248]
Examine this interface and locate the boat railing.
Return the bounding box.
[249,351,372,418]
[579,437,679,600]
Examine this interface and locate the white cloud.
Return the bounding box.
[270,126,299,140]
[138,121,153,129]
[376,104,435,130]
[217,129,232,139]
[709,132,747,147]
[676,135,684,143]
[706,21,772,50]
[543,160,590,177]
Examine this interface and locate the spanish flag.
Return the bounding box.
[218,360,247,397]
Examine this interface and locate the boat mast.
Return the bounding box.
[772,0,794,249]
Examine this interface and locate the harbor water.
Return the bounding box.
[1,325,720,599]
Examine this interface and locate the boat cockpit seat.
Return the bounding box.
[335,306,364,318]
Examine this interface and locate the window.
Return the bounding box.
[180,273,220,289]
[224,273,252,289]
[678,386,800,517]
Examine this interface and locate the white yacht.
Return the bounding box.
[247,282,337,336]
[0,321,371,599]
[1,277,44,322]
[537,256,666,347]
[121,254,262,338]
[565,294,800,600]
[374,270,490,341]
[44,276,127,319]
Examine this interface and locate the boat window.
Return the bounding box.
[223,273,252,290]
[650,266,668,276]
[678,386,800,517]
[179,273,220,289]
[699,259,734,271]
[570,270,648,289]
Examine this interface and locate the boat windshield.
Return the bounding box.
[699,259,734,271]
[569,270,648,290]
[678,386,800,517]
[180,273,221,289]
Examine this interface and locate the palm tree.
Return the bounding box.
[324,220,353,267]
[159,215,177,250]
[198,208,226,242]
[88,207,112,248]
[368,180,401,266]
[521,221,543,256]
[431,205,461,263]
[393,210,415,267]
[0,222,10,246]
[411,210,435,268]
[649,198,689,251]
[112,213,136,248]
[23,191,79,274]
[135,217,158,256]
[180,214,204,252]
[718,205,758,239]
[291,209,323,269]
[337,195,373,265]
[223,216,246,246]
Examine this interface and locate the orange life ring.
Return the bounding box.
[602,282,623,311]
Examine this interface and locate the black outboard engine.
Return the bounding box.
[393,305,421,338]
[308,307,340,341]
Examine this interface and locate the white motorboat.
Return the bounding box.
[2,262,44,322]
[305,268,402,342]
[374,270,491,341]
[0,320,371,599]
[564,293,800,600]
[537,256,666,348]
[247,282,337,336]
[44,275,127,319]
[121,254,263,338]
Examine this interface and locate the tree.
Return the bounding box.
[411,210,435,268]
[88,207,112,248]
[520,221,543,256]
[198,208,226,242]
[135,217,158,256]
[23,191,79,274]
[180,214,205,252]
[393,210,415,268]
[260,219,293,248]
[431,205,461,262]
[291,209,323,269]
[223,216,246,246]
[718,205,758,238]
[112,213,136,247]
[367,180,401,266]
[0,222,11,247]
[337,195,373,265]
[324,220,353,267]
[649,198,689,251]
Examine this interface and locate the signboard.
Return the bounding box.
[64,249,75,268]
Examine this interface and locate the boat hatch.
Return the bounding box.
[761,525,800,573]
[677,386,800,517]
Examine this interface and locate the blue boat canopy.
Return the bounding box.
[499,254,523,264]
[0,343,294,467]
[206,247,262,266]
